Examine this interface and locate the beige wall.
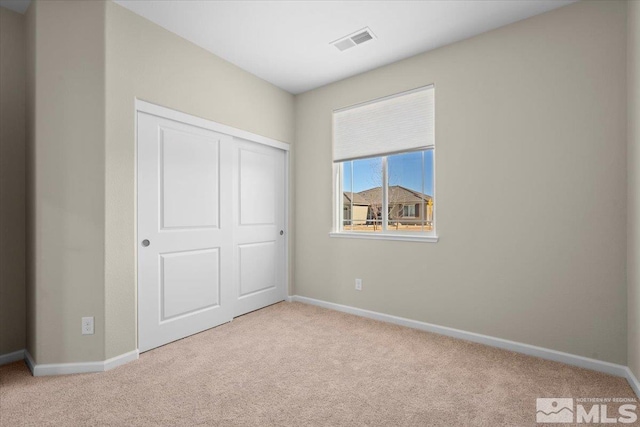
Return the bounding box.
[25,0,106,364]
[104,2,295,358]
[295,0,628,364]
[628,0,640,378]
[0,7,26,356]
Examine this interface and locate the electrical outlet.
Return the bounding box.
[82,317,94,335]
[355,278,362,291]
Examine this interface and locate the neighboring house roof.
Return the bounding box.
[355,186,432,205]
[343,192,369,206]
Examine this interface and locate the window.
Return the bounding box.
[339,150,434,235]
[332,86,437,241]
[403,205,415,218]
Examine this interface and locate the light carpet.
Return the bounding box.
[0,302,636,426]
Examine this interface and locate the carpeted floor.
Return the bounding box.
[0,302,636,426]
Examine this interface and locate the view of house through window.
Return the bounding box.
[341,149,434,233]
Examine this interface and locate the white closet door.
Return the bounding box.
[137,112,233,353]
[233,138,286,316]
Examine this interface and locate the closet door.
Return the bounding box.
[233,138,287,316]
[137,112,233,352]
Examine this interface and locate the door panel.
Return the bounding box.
[161,248,220,320]
[239,149,276,225]
[161,128,220,229]
[238,242,277,297]
[233,139,286,316]
[138,112,233,353]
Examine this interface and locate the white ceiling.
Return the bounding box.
[114,0,575,94]
[2,0,576,94]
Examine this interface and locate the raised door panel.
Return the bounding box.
[239,149,276,226]
[161,248,220,321]
[238,242,276,298]
[161,128,219,230]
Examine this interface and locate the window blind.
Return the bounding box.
[333,86,434,162]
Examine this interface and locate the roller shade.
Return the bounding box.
[333,85,434,162]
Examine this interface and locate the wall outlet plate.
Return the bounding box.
[82,317,94,335]
[355,278,362,291]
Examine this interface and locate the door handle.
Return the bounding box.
[280,230,284,236]
[142,239,150,247]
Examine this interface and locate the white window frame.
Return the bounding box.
[330,85,438,243]
[330,148,438,243]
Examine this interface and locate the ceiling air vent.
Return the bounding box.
[351,30,373,45]
[332,27,376,52]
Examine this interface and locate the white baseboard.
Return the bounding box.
[103,350,139,372]
[24,349,35,373]
[0,349,25,366]
[24,349,139,376]
[625,367,640,398]
[289,295,636,393]
[9,297,639,395]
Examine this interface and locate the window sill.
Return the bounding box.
[329,232,439,243]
